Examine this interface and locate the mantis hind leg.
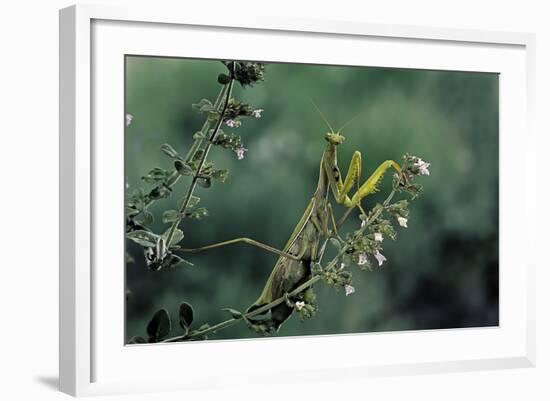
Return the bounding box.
[178,237,300,261]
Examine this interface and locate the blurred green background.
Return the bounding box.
[125,56,499,342]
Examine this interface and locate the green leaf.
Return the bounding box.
[129,188,146,211]
[146,309,171,342]
[329,238,342,250]
[167,254,194,268]
[141,167,170,184]
[187,207,208,220]
[125,207,139,217]
[126,230,158,247]
[187,195,200,209]
[128,336,146,344]
[179,302,194,332]
[193,131,206,140]
[221,308,242,319]
[192,98,216,113]
[160,143,181,159]
[178,195,200,210]
[162,209,181,224]
[148,185,172,201]
[212,169,229,183]
[162,228,184,247]
[197,177,211,188]
[217,73,231,85]
[174,160,194,176]
[135,210,154,226]
[191,149,204,163]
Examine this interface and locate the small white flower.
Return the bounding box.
[414,158,431,176]
[344,284,355,296]
[357,252,368,266]
[339,263,346,271]
[374,250,387,266]
[234,146,248,160]
[374,232,384,242]
[361,219,366,228]
[252,108,263,118]
[295,301,305,311]
[225,119,241,128]
[125,113,134,127]
[397,216,408,228]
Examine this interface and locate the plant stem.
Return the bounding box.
[183,85,228,163]
[142,84,228,209]
[163,182,402,343]
[164,68,235,247]
[163,275,323,342]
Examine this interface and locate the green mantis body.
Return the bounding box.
[182,127,401,331]
[245,132,401,329]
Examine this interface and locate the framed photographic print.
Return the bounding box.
[59,4,536,396]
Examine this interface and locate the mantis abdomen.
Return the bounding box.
[247,206,323,330]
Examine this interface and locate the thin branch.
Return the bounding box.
[163,275,323,342]
[142,84,228,209]
[165,64,236,247]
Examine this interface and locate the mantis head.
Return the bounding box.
[311,100,358,147]
[325,132,346,145]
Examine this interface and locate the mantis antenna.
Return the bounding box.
[311,99,362,134]
[337,112,362,133]
[310,100,336,133]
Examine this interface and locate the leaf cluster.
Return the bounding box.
[128,301,197,344]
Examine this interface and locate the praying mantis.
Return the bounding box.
[180,108,402,331]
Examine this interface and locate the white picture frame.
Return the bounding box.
[59,4,536,397]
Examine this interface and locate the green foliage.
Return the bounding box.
[160,143,181,160]
[224,61,266,87]
[141,167,171,184]
[147,309,171,343]
[126,230,158,248]
[178,302,194,334]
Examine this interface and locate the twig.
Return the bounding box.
[163,275,323,342]
[142,84,228,209]
[164,63,236,247]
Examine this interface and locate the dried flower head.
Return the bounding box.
[227,61,266,87]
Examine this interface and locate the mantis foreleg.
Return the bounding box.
[324,150,400,211]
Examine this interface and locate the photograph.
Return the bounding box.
[124,57,499,344]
